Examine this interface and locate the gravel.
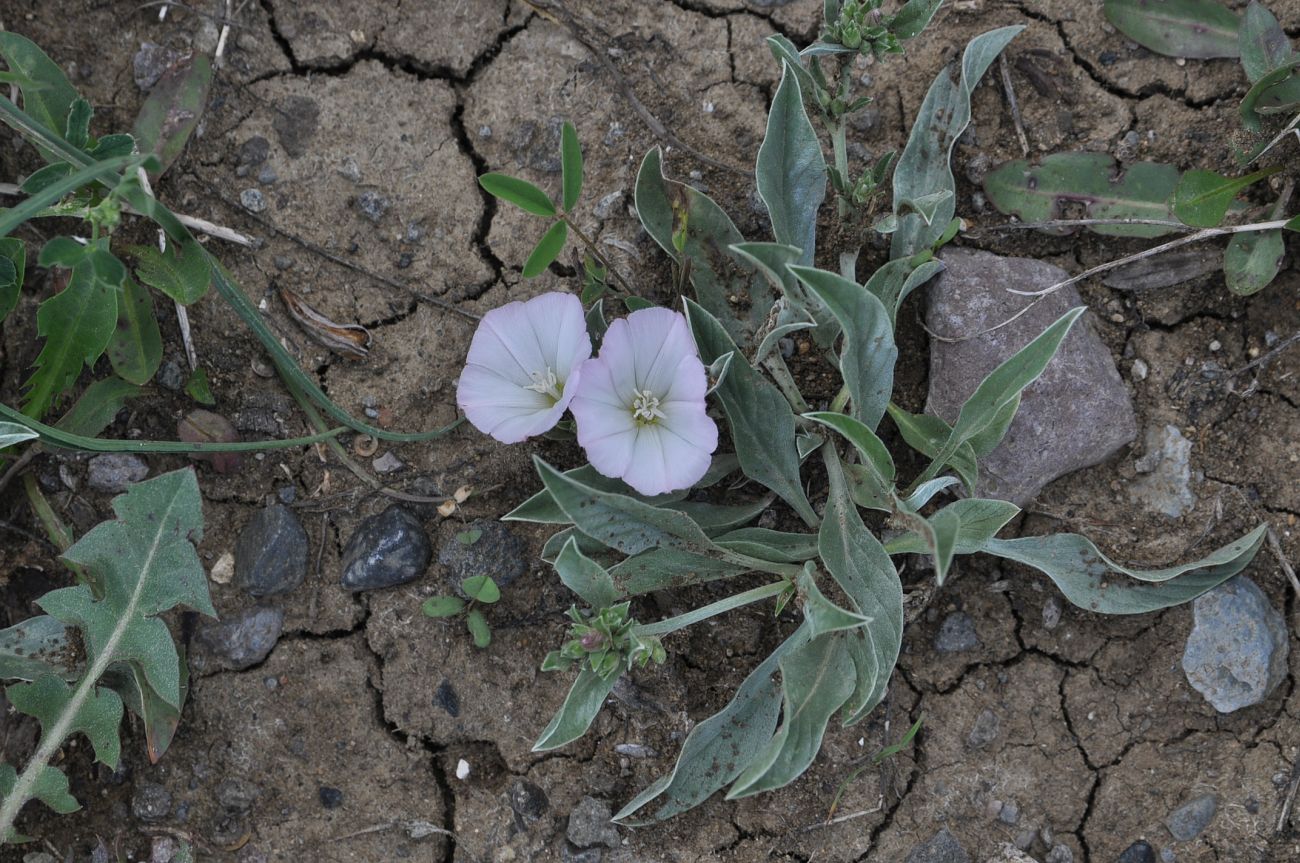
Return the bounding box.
[340,505,432,591]
[234,504,309,597]
[1183,577,1288,712]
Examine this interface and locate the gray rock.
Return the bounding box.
[356,190,389,222]
[86,453,149,493]
[234,504,308,597]
[508,117,565,173]
[1129,425,1196,518]
[905,828,971,863]
[215,778,260,814]
[192,606,284,673]
[998,799,1020,825]
[1183,577,1288,712]
[158,360,184,392]
[237,136,270,170]
[131,782,172,822]
[1045,845,1074,863]
[967,708,1000,749]
[338,155,362,183]
[240,189,267,213]
[1042,596,1063,630]
[438,519,527,594]
[272,95,319,158]
[566,796,620,849]
[132,42,180,91]
[340,506,431,592]
[256,165,278,185]
[1165,793,1217,840]
[925,249,1137,505]
[1118,842,1159,863]
[509,780,549,825]
[935,612,979,653]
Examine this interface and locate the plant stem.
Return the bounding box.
[633,580,788,637]
[560,214,636,296]
[761,354,809,414]
[828,384,850,414]
[831,119,850,220]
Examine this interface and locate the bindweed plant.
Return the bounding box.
[0,466,212,841]
[985,0,1300,296]
[466,2,1268,822]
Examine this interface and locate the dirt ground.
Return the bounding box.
[1,0,1299,861]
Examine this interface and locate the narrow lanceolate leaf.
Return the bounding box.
[1173,168,1277,228]
[798,567,871,638]
[1103,0,1240,59]
[53,377,142,438]
[984,153,1181,239]
[23,248,125,420]
[984,525,1267,614]
[614,624,811,824]
[0,616,81,681]
[107,276,163,385]
[533,667,618,751]
[924,507,961,584]
[0,237,26,323]
[727,632,855,798]
[560,121,583,212]
[0,32,79,138]
[730,242,836,346]
[39,469,214,709]
[819,452,902,725]
[132,53,212,180]
[804,412,895,489]
[920,307,1085,487]
[892,26,1022,258]
[129,238,210,305]
[766,35,818,105]
[0,421,37,449]
[885,497,1021,556]
[1224,226,1285,295]
[7,675,124,768]
[863,257,946,326]
[891,0,945,40]
[635,147,776,346]
[684,299,818,526]
[608,548,749,596]
[522,220,567,278]
[554,537,621,609]
[1240,58,1300,132]
[715,528,820,564]
[886,404,978,492]
[478,172,556,217]
[757,61,826,266]
[1240,0,1293,82]
[790,267,896,430]
[505,463,689,524]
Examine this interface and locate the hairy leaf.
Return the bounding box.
[684,299,818,525]
[7,674,123,768]
[129,238,210,305]
[804,412,896,488]
[0,32,79,139]
[885,497,1021,555]
[892,26,1022,257]
[891,0,945,40]
[730,242,836,346]
[0,421,37,450]
[984,525,1266,613]
[984,153,1180,238]
[1240,1,1293,82]
[101,658,188,763]
[757,61,826,266]
[886,404,978,492]
[554,537,620,609]
[0,763,78,826]
[799,567,871,638]
[533,667,618,751]
[1103,0,1240,59]
[107,276,162,385]
[715,528,820,564]
[791,267,896,430]
[507,464,692,523]
[133,53,212,180]
[608,548,749,596]
[0,616,80,682]
[863,257,945,325]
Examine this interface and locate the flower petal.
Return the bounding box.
[625,307,700,396]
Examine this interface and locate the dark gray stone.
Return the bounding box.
[1102,247,1221,292]
[967,707,1000,749]
[1183,577,1288,713]
[1046,846,1074,863]
[240,189,267,213]
[234,504,308,597]
[215,778,260,814]
[508,117,564,173]
[192,606,284,673]
[510,780,549,824]
[935,612,979,653]
[904,828,971,863]
[318,786,343,809]
[340,506,431,592]
[566,796,619,849]
[356,190,389,222]
[237,136,270,170]
[438,520,527,594]
[272,95,319,158]
[158,361,184,392]
[925,248,1137,505]
[86,453,149,493]
[433,679,460,717]
[131,782,171,822]
[1166,793,1217,840]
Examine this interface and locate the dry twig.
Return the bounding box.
[998,53,1030,157]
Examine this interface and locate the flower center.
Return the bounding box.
[630,388,666,425]
[523,367,562,402]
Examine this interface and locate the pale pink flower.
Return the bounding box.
[457,292,591,443]
[570,307,718,495]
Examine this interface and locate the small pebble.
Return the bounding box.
[372,452,404,474]
[935,612,979,653]
[1165,793,1217,840]
[1042,596,1062,630]
[356,190,389,222]
[131,782,172,822]
[1117,840,1156,863]
[338,155,362,182]
[1132,358,1149,381]
[234,504,309,597]
[86,453,149,493]
[240,188,267,213]
[318,786,344,809]
[456,759,471,781]
[340,505,432,592]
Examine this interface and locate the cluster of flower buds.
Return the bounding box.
[541,603,668,678]
[824,0,902,57]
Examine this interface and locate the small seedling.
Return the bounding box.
[422,574,503,649]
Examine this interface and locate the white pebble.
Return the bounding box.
[1209,339,1222,352]
[455,758,471,780]
[1131,358,1148,381]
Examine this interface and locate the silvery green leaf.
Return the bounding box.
[554,537,620,609]
[899,476,961,511]
[706,351,735,395]
[614,623,809,823]
[609,549,749,596]
[983,525,1266,614]
[0,421,37,449]
[716,528,820,564]
[757,61,826,267]
[925,507,961,583]
[731,242,837,346]
[804,412,895,487]
[1224,225,1285,295]
[1241,1,1293,83]
[672,498,772,535]
[726,632,855,798]
[533,667,619,751]
[892,26,1023,258]
[897,190,954,226]
[799,565,871,638]
[796,432,824,460]
[845,462,894,513]
[540,527,609,565]
[99,658,188,764]
[872,213,900,234]
[886,404,978,491]
[801,41,857,56]
[585,299,607,346]
[753,302,816,366]
[685,299,818,526]
[790,267,896,431]
[0,616,80,682]
[0,763,78,825]
[885,497,1020,556]
[1103,0,1240,59]
[766,35,818,106]
[506,464,688,524]
[864,256,945,326]
[635,148,774,345]
[891,0,945,40]
[7,674,123,769]
[967,393,1020,457]
[818,453,902,724]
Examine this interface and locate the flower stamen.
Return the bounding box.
[630,388,667,425]
[523,367,563,401]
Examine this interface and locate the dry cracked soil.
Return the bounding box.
[1,1,1299,862]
